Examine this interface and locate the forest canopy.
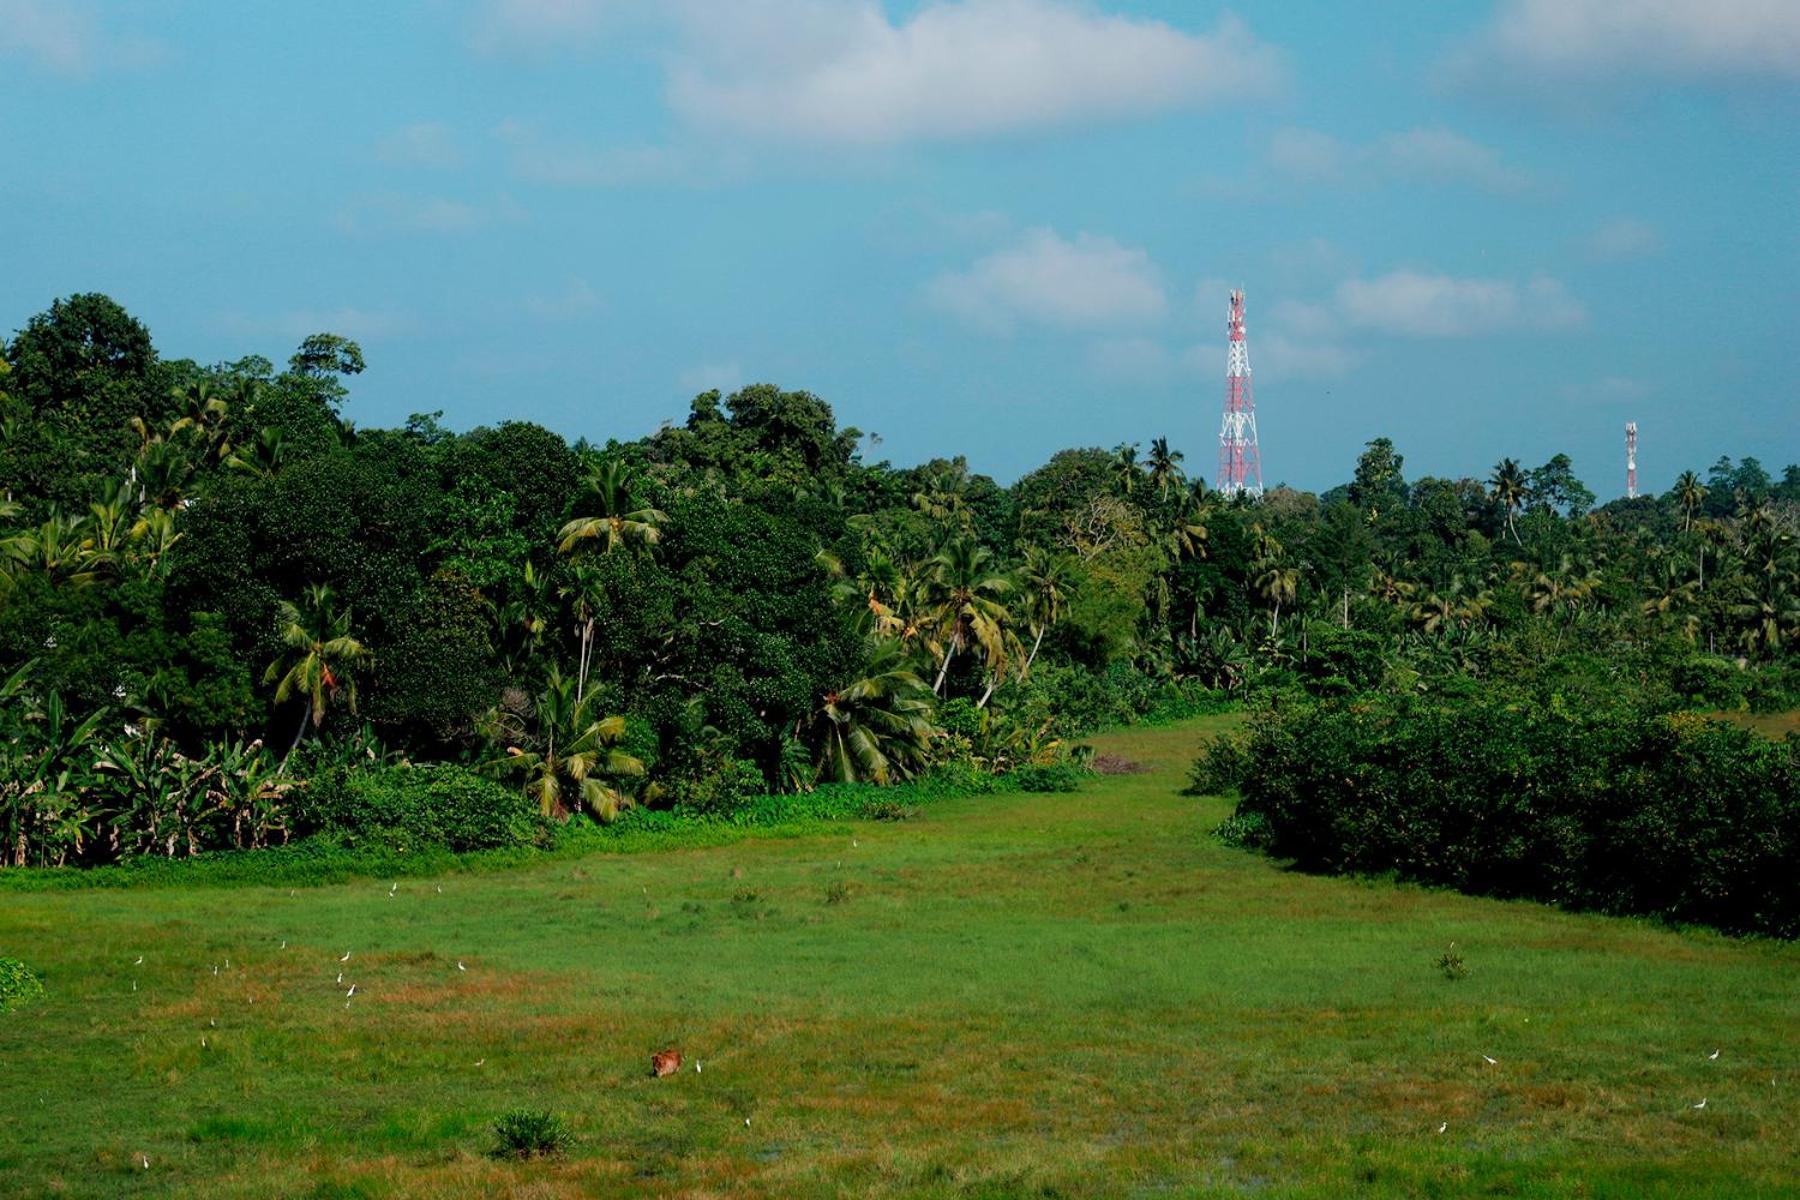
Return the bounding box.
[1,293,1796,870]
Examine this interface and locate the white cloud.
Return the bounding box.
[377,122,463,169]
[0,0,164,75]
[1379,126,1528,192]
[511,0,1278,145]
[1268,125,1529,192]
[1464,0,1800,83]
[1586,218,1662,261]
[1335,270,1585,337]
[928,227,1166,333]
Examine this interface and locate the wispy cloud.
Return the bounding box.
[376,122,464,169]
[1585,218,1662,261]
[927,227,1166,334]
[1452,0,1800,87]
[523,278,602,319]
[334,192,525,235]
[496,121,704,187]
[1268,125,1530,192]
[1335,270,1585,337]
[0,0,165,76]
[214,307,421,342]
[678,362,743,394]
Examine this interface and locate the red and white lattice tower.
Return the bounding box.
[1625,421,1638,499]
[1215,289,1263,498]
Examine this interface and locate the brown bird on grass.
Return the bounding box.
[651,1049,683,1077]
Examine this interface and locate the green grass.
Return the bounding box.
[2,714,1796,1198]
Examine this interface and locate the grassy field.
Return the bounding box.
[2,714,1796,1199]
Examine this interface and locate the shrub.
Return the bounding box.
[1211,810,1271,850]
[1214,698,1800,938]
[491,1108,571,1159]
[0,957,45,1011]
[303,764,542,852]
[1185,733,1248,797]
[1013,763,1085,793]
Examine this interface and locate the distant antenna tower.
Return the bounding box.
[1215,289,1263,498]
[1625,421,1638,499]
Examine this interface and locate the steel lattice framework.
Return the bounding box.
[1625,421,1638,500]
[1215,289,1263,498]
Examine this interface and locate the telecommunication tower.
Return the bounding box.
[1215,289,1263,498]
[1625,422,1638,500]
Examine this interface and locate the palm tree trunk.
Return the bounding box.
[976,675,998,709]
[280,708,309,774]
[1270,600,1280,637]
[933,642,955,697]
[1023,626,1046,677]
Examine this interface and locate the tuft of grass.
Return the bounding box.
[491,1108,571,1159]
[1436,944,1469,981]
[0,957,44,1012]
[824,880,851,905]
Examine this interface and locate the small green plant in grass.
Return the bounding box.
[0,957,45,1012]
[491,1108,571,1159]
[825,880,851,905]
[860,797,917,821]
[1436,944,1468,981]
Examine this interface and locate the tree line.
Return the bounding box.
[1,293,1795,867]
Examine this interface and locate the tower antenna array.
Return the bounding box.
[1215,289,1263,498]
[1625,421,1638,500]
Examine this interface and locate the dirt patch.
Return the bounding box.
[1090,754,1149,776]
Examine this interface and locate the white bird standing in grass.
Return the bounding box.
[134,956,144,966]
[1482,1055,1497,1065]
[457,961,467,971]
[1693,1098,1707,1110]
[279,940,287,950]
[389,882,397,897]
[1709,1050,1720,1060]
[336,971,343,984]
[340,951,351,962]
[346,985,356,998]
[1436,1122,1447,1134]
[474,1058,486,1067]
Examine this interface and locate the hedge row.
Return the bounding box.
[1195,699,1799,938]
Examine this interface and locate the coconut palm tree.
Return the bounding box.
[263,584,372,768]
[1255,560,1300,636]
[226,426,287,480]
[1173,480,1213,561]
[1489,458,1528,545]
[921,537,1015,697]
[556,461,668,556]
[1015,546,1077,679]
[496,667,644,821]
[809,636,937,785]
[1145,436,1186,501]
[1111,443,1141,496]
[1674,470,1707,533]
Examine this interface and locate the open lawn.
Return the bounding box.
[2,715,1796,1198]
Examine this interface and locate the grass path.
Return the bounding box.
[2,715,1796,1198]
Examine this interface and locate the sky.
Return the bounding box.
[1,0,1796,495]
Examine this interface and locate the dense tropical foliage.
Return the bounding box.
[2,294,1796,871]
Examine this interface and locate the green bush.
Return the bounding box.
[1184,733,1248,797]
[0,957,45,1011]
[491,1108,571,1159]
[303,764,542,852]
[1013,763,1086,793]
[1214,698,1800,938]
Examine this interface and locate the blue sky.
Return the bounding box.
[2,1,1795,493]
